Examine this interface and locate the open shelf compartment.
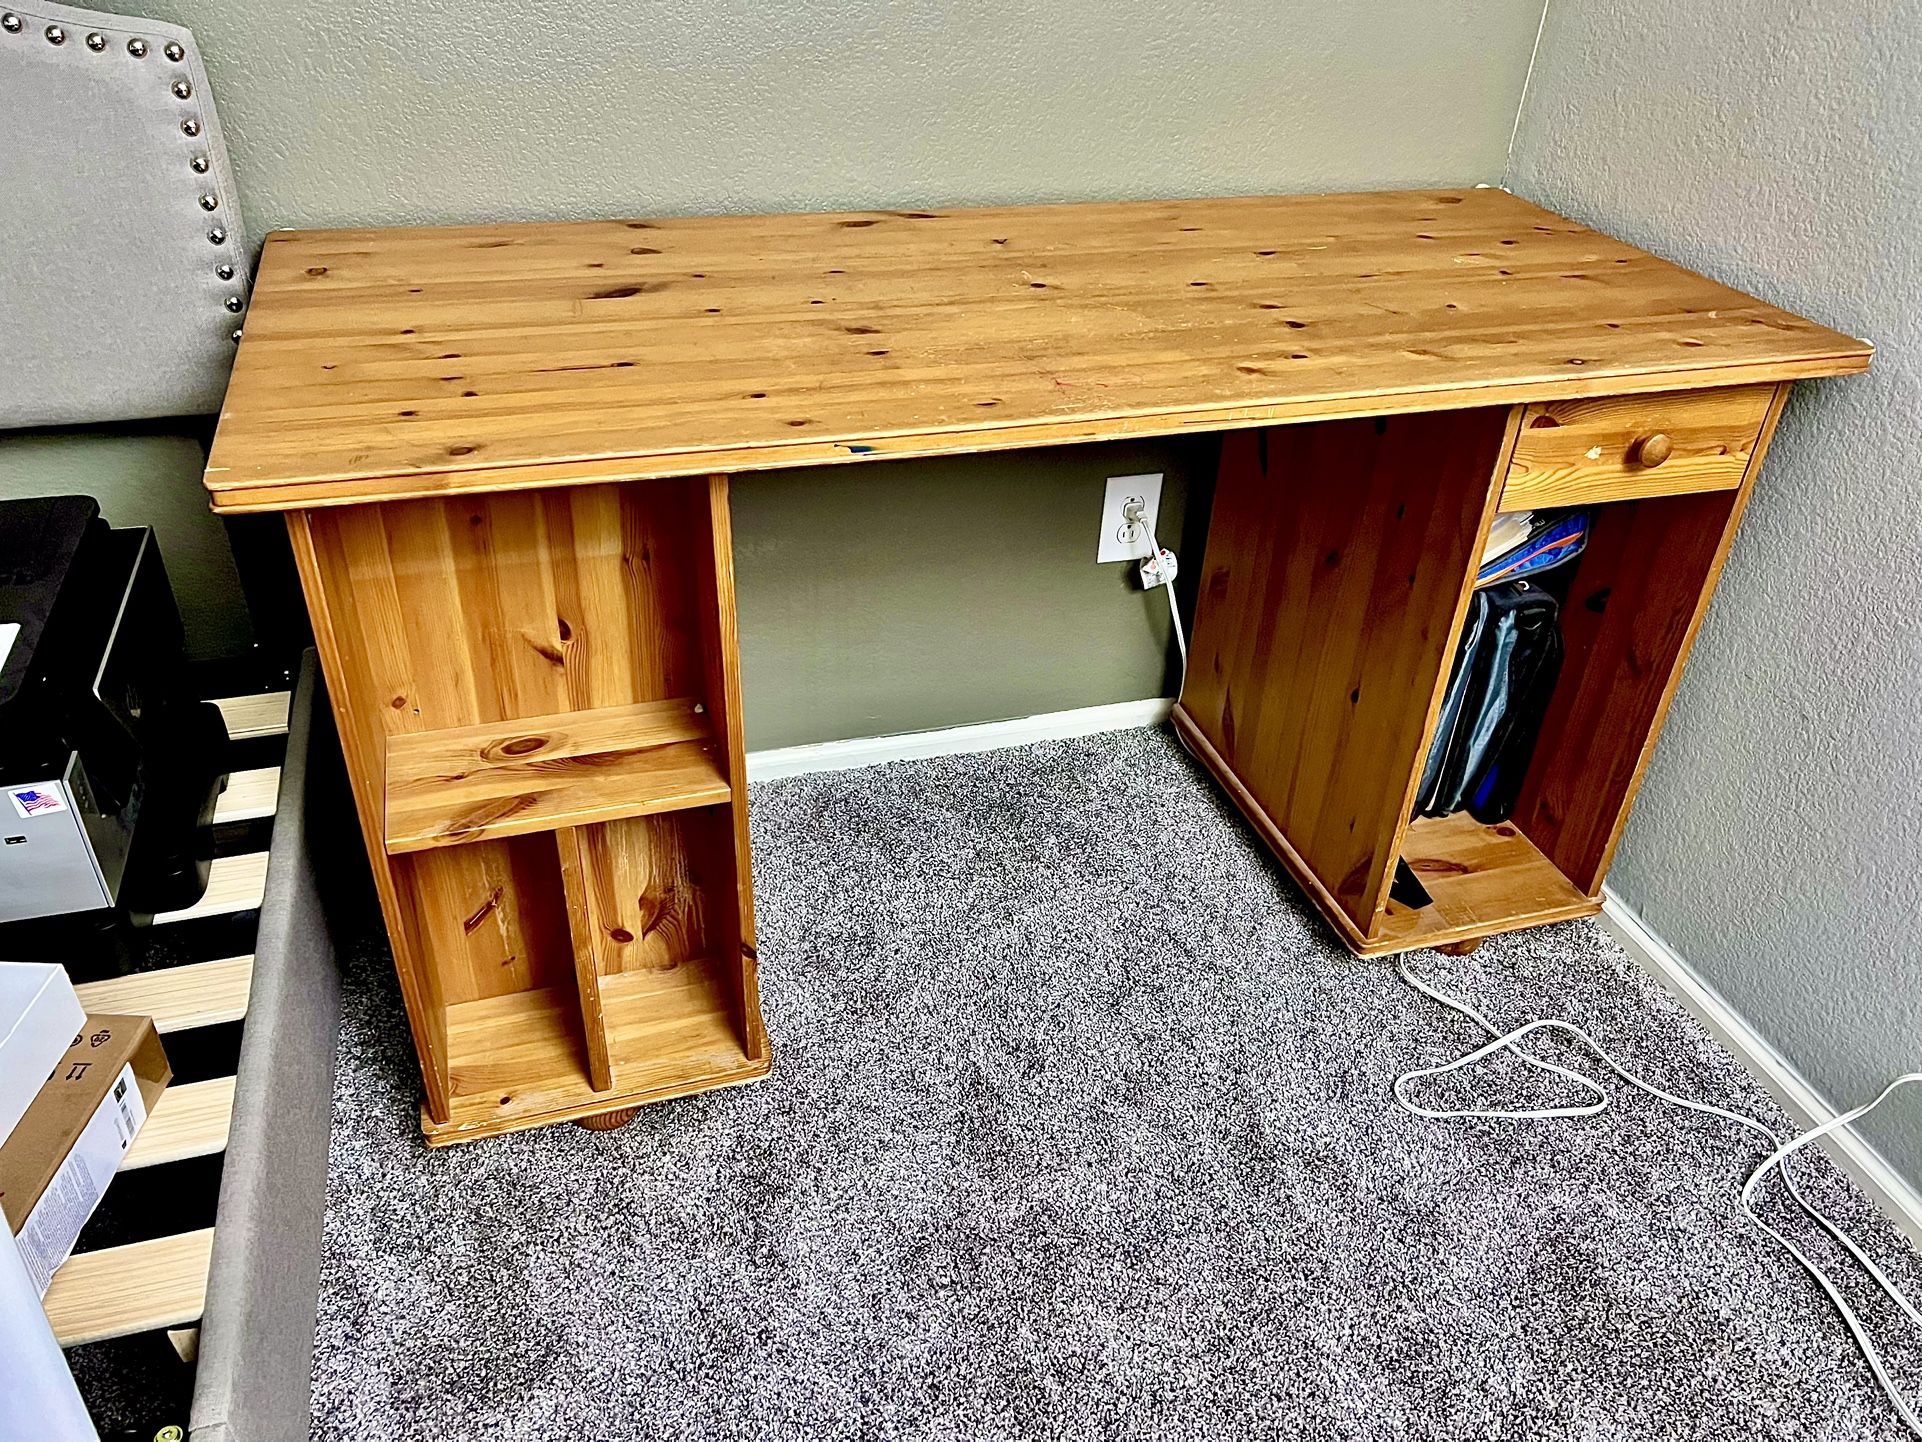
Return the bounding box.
[430,953,766,1143]
[1369,416,1778,952]
[1371,814,1596,954]
[383,696,730,854]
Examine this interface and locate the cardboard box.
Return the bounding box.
[0,963,86,1147]
[0,1014,170,1294]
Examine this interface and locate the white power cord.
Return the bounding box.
[1126,502,1187,696]
[1161,575,1188,697]
[1394,952,1922,1435]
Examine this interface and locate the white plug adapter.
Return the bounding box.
[1139,546,1178,591]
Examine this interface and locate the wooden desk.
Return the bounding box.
[203,189,1869,1144]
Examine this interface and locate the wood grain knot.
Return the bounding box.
[462,886,504,934]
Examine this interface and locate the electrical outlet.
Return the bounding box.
[1097,473,1163,563]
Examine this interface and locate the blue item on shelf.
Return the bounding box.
[1477,510,1590,586]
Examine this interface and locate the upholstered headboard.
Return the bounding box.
[0,0,248,427]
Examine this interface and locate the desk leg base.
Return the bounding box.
[418,1045,772,1148]
[295,477,771,1146]
[574,1106,640,1132]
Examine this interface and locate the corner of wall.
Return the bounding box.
[1500,0,1555,190]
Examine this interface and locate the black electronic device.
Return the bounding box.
[0,496,227,931]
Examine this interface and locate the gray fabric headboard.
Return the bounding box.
[0,0,248,427]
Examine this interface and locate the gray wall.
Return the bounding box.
[3,0,1544,721]
[1510,0,1921,1185]
[735,440,1210,749]
[133,0,1540,230]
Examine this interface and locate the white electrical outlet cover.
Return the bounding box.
[1097,473,1163,563]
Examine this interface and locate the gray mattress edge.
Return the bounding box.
[190,652,342,1442]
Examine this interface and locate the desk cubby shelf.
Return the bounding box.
[291,474,770,1143]
[383,698,731,853]
[441,957,759,1135]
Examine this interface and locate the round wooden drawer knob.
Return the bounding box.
[1633,432,1674,467]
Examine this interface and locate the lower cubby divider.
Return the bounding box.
[554,824,617,1092]
[425,803,762,1140]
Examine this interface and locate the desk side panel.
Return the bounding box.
[1181,411,1510,929]
[688,476,768,1062]
[287,511,452,1116]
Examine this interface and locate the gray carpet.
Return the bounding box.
[311,727,1922,1441]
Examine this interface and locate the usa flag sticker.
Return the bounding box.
[8,786,67,819]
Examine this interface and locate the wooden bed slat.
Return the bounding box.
[154,852,268,924]
[43,1229,215,1347]
[213,691,291,740]
[73,955,255,1033]
[215,766,281,824]
[123,1077,237,1170]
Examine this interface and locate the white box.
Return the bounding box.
[0,964,84,1148]
[12,1062,147,1294]
[0,1225,97,1441]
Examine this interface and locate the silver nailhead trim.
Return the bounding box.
[208,226,227,244]
[44,23,64,42]
[163,40,183,60]
[172,78,192,99]
[85,31,105,50]
[199,193,219,211]
[216,263,235,280]
[128,36,147,56]
[231,328,243,344]
[191,154,210,173]
[0,14,22,34]
[224,296,244,313]
[181,117,200,136]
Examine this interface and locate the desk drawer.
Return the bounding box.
[1499,383,1775,509]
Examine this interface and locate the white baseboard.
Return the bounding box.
[1600,887,1922,1251]
[745,698,1175,783]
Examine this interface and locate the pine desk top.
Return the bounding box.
[203,188,1869,513]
